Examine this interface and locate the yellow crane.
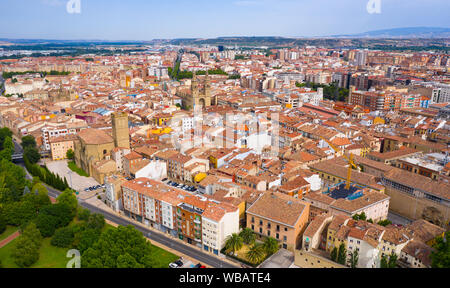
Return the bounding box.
[320,137,358,190]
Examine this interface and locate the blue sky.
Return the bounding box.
[0,0,449,40]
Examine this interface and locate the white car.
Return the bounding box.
[169,263,179,268]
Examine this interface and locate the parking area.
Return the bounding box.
[45,160,100,192]
[162,179,200,194]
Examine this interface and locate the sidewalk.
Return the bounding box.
[87,197,239,268]
[0,231,20,249]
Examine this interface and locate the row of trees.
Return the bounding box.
[21,135,41,164]
[24,155,69,191]
[224,228,279,265]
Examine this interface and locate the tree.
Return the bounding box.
[330,247,338,262]
[224,233,243,255]
[81,225,153,268]
[381,252,398,268]
[377,220,392,227]
[337,243,347,265]
[380,255,389,268]
[0,128,13,150]
[3,200,36,226]
[263,237,279,255]
[51,226,75,248]
[66,149,74,160]
[12,223,42,267]
[0,212,6,234]
[24,146,41,164]
[246,243,265,264]
[431,231,450,268]
[0,136,14,162]
[86,213,105,231]
[117,253,143,268]
[239,228,256,245]
[350,250,359,268]
[39,203,74,228]
[21,136,37,149]
[353,212,367,221]
[12,237,40,267]
[74,228,101,254]
[36,213,59,237]
[21,222,42,247]
[57,189,78,217]
[77,207,91,221]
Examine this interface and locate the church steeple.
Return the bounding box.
[191,73,199,98]
[203,70,211,97]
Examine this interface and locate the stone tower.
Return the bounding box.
[191,73,199,98]
[111,112,130,149]
[203,71,211,98]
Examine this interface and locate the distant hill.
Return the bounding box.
[332,27,450,39]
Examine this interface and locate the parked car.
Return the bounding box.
[169,263,179,268]
[174,259,184,267]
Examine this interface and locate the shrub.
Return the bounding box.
[51,226,75,248]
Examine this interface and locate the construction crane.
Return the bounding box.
[320,136,358,190]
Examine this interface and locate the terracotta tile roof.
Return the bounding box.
[246,192,309,227]
[405,219,446,243]
[77,128,113,145]
[383,168,450,200]
[330,191,390,214]
[401,240,433,267]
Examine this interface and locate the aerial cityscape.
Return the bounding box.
[0,0,448,276]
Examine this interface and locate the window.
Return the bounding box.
[276,233,279,239]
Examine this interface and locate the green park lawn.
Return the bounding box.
[0,237,69,268]
[149,244,179,268]
[68,161,89,177]
[0,222,178,268]
[0,226,19,242]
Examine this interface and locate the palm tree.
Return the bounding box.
[246,243,265,264]
[224,233,243,255]
[239,228,256,245]
[263,237,279,255]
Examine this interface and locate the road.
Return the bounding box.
[12,139,237,268]
[43,183,236,268]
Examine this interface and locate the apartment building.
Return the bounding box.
[49,134,76,161]
[246,192,310,251]
[382,168,450,228]
[121,178,239,254]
